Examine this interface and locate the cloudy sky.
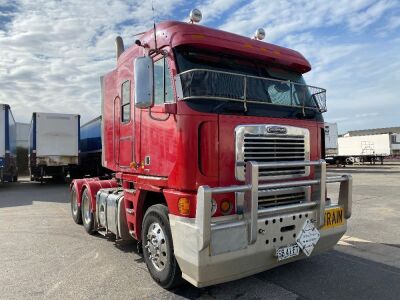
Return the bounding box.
[1,0,399,133]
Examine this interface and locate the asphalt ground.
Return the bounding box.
[1,163,400,299]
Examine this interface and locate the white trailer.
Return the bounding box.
[324,123,338,156]
[326,133,390,165]
[29,112,80,181]
[0,104,18,182]
[338,134,391,157]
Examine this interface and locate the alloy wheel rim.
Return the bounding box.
[145,222,168,271]
[83,192,91,224]
[71,189,78,216]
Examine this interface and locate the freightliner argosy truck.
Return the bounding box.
[70,10,352,289]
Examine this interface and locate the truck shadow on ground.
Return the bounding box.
[103,233,400,300]
[170,248,400,300]
[0,179,70,208]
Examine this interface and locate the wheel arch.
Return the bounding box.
[82,179,119,212]
[70,178,92,208]
[135,190,168,241]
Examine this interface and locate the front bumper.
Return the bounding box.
[169,160,352,287]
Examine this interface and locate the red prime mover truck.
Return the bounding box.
[70,11,352,289]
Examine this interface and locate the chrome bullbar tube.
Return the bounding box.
[196,160,352,251]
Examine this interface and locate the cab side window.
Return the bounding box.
[154,58,174,105]
[121,80,130,122]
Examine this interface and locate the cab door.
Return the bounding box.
[139,55,177,176]
[117,79,134,169]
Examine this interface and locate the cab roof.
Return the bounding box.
[120,21,311,74]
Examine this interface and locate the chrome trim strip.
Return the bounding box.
[258,201,317,217]
[244,161,259,244]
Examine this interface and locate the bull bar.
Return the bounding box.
[195,160,352,251]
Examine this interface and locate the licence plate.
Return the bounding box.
[276,244,300,261]
[323,207,344,229]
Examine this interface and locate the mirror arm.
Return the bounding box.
[148,108,170,121]
[149,48,168,57]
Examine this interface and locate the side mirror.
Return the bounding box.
[134,56,154,108]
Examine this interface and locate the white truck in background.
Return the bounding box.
[338,134,391,157]
[325,122,390,165]
[29,112,80,182]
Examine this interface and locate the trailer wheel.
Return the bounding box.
[142,204,182,289]
[81,188,95,234]
[71,186,82,224]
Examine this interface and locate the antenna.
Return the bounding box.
[152,0,157,51]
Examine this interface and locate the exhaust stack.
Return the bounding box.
[115,36,124,62]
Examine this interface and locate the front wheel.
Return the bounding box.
[142,204,182,289]
[81,188,95,234]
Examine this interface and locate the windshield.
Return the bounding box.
[175,47,326,111]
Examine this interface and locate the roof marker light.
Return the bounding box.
[189,9,202,23]
[254,28,266,41]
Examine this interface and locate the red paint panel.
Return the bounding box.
[119,137,133,167]
[198,121,218,177]
[167,114,219,191]
[102,71,118,171]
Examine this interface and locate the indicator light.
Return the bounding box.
[130,162,139,169]
[178,197,190,216]
[220,199,232,215]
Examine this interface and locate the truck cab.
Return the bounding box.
[71,15,352,289]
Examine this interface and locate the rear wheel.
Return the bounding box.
[81,188,95,234]
[142,204,182,289]
[71,186,82,224]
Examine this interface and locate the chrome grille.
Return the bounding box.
[235,186,311,211]
[258,187,310,209]
[235,125,310,181]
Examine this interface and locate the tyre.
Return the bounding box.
[142,204,182,289]
[71,186,82,224]
[81,188,95,234]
